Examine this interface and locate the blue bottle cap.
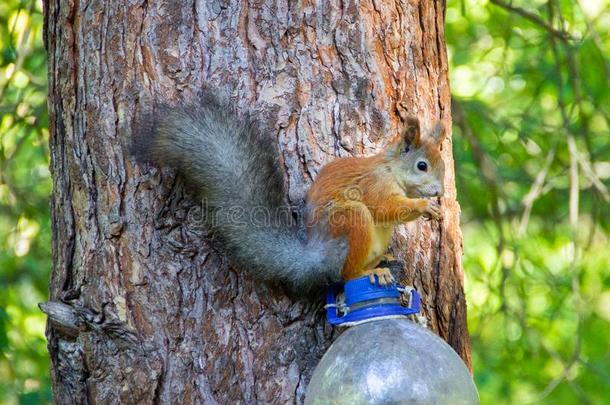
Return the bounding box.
[325,276,420,326]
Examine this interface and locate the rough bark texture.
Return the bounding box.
[44,0,470,403]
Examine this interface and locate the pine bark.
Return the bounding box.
[44,0,470,403]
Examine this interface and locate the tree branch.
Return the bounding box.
[489,0,574,41]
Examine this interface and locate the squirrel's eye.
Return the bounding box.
[417,161,428,172]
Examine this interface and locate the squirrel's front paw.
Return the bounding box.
[364,268,395,286]
[423,200,441,220]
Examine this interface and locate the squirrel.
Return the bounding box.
[135,95,445,292]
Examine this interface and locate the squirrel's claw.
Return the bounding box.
[364,267,395,286]
[423,200,442,220]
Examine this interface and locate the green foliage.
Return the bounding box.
[446,0,610,403]
[0,0,608,403]
[0,0,51,404]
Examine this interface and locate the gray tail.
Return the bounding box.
[134,96,346,291]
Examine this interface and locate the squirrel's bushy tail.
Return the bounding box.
[135,96,346,291]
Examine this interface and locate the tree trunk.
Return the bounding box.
[44,0,469,403]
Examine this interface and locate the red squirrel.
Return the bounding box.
[136,95,444,291]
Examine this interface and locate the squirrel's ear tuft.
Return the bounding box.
[402,117,422,147]
[429,121,445,144]
[385,117,421,159]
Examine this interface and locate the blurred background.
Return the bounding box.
[0,0,608,403]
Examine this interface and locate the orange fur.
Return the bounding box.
[306,129,444,282]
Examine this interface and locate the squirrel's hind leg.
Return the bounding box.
[330,203,376,282]
[331,203,395,285]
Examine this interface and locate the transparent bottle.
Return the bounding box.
[305,278,479,405]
